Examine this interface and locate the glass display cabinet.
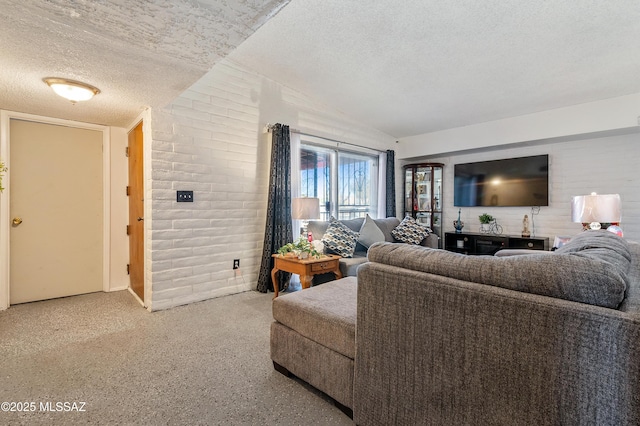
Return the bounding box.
[403,163,444,247]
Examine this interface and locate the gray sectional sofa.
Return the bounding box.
[307,216,439,277]
[271,230,640,425]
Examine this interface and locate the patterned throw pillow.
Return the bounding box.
[322,217,360,258]
[391,216,429,245]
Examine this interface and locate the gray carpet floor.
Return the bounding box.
[0,289,353,425]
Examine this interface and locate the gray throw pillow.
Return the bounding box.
[322,217,360,258]
[358,214,385,249]
[391,216,429,245]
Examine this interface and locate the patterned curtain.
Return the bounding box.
[257,124,293,293]
[385,149,396,217]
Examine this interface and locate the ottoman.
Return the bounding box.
[271,276,357,416]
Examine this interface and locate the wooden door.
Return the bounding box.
[10,119,103,304]
[128,122,144,300]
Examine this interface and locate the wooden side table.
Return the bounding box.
[271,254,342,298]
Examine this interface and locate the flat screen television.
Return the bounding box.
[454,154,549,207]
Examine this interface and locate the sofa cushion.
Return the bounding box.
[339,217,366,233]
[340,252,368,277]
[391,216,429,245]
[372,217,401,242]
[322,217,360,257]
[358,215,386,249]
[308,217,364,239]
[272,276,357,359]
[309,217,368,253]
[340,217,368,252]
[368,230,631,308]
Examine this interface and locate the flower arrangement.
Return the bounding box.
[277,236,322,259]
[0,159,6,192]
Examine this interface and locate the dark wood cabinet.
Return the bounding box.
[444,232,549,255]
[404,163,444,247]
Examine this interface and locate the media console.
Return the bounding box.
[444,232,549,255]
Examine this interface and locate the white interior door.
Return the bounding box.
[9,119,103,304]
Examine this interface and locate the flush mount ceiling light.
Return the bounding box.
[43,77,100,103]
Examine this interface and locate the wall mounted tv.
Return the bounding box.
[454,154,549,207]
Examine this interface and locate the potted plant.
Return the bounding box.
[277,236,321,259]
[479,213,494,233]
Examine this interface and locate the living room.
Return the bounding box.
[1,1,640,424]
[1,1,639,312]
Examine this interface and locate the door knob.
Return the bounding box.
[12,217,22,226]
[137,217,144,222]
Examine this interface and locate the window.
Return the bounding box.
[300,144,379,220]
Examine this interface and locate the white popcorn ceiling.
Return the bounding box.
[0,0,290,127]
[3,0,640,135]
[230,0,640,138]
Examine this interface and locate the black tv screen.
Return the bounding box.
[454,155,549,207]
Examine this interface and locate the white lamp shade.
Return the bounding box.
[292,197,320,220]
[571,193,621,223]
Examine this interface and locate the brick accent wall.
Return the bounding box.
[149,59,394,310]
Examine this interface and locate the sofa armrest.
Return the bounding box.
[420,233,439,248]
[354,261,640,425]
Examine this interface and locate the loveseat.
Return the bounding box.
[271,230,640,425]
[307,215,439,277]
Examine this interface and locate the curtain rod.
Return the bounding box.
[265,123,386,154]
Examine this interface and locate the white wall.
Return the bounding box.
[400,132,640,244]
[148,59,394,310]
[109,127,130,291]
[398,93,640,245]
[398,93,640,159]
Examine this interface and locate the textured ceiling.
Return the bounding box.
[229,0,640,138]
[0,0,290,127]
[3,1,640,137]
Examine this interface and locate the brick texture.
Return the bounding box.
[404,133,639,245]
[148,59,393,310]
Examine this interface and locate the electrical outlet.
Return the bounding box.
[233,259,240,270]
[177,190,194,202]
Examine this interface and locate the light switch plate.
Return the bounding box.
[177,190,193,202]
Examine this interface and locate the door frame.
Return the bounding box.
[0,110,111,310]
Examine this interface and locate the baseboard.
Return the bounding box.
[127,287,145,308]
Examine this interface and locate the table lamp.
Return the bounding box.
[292,197,320,237]
[571,193,621,232]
